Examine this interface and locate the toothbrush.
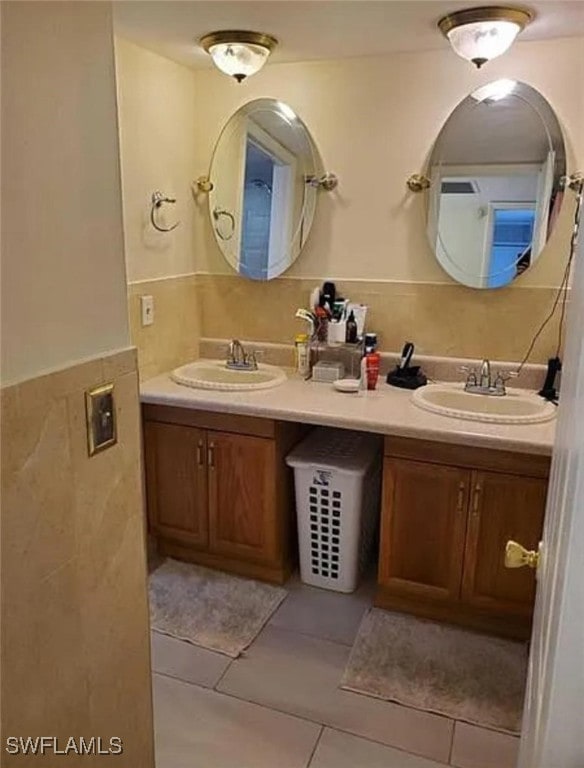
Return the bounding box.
[310,286,320,312]
[295,308,316,337]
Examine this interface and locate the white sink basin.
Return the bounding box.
[171,360,286,392]
[412,383,556,425]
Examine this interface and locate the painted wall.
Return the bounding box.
[1,2,131,386]
[190,37,582,363]
[1,5,154,765]
[192,36,583,287]
[115,37,198,283]
[115,38,200,378]
[116,35,583,369]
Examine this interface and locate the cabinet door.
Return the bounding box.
[462,471,546,616]
[379,458,470,602]
[144,422,208,547]
[207,431,277,564]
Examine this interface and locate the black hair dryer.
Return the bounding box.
[539,357,561,402]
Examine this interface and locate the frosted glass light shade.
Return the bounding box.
[208,43,270,82]
[200,31,278,82]
[438,7,533,69]
[447,20,521,67]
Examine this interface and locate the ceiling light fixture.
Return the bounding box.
[438,6,533,68]
[199,30,278,82]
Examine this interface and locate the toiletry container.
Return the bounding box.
[315,299,330,342]
[328,320,347,344]
[366,350,380,390]
[364,333,377,353]
[312,360,345,383]
[345,311,358,343]
[295,333,310,377]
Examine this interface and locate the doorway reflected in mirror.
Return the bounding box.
[207,99,322,280]
[427,81,566,289]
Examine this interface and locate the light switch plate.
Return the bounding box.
[85,383,117,456]
[141,294,154,326]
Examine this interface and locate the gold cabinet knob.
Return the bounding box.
[505,540,540,570]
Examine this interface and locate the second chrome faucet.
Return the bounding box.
[462,359,509,396]
[226,339,258,371]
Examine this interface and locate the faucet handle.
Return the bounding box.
[495,370,518,387]
[496,370,519,383]
[459,365,477,386]
[247,349,262,370]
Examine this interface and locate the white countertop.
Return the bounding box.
[140,370,556,456]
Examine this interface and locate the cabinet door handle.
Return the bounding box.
[197,440,205,468]
[472,484,482,516]
[457,482,466,513]
[208,442,215,469]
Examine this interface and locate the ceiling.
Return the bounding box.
[113,1,584,71]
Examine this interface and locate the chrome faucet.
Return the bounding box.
[462,359,508,396]
[479,359,491,389]
[226,339,258,371]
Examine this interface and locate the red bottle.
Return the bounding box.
[366,351,380,390]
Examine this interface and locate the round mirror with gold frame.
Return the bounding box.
[426,80,566,289]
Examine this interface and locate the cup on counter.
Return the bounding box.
[328,320,347,344]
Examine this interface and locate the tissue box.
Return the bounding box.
[312,360,345,383]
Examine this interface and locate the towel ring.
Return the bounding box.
[150,191,179,232]
[213,207,235,241]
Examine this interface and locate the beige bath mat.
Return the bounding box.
[341,608,527,732]
[149,559,287,658]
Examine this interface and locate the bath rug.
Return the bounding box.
[149,559,287,658]
[341,608,527,733]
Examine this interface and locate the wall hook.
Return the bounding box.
[150,191,179,232]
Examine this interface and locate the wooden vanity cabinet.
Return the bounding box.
[376,437,550,639]
[144,422,209,548]
[462,470,547,616]
[143,404,305,584]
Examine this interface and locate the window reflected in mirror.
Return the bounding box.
[427,81,566,289]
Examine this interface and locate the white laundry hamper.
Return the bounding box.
[286,428,382,593]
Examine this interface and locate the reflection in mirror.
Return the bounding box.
[427,80,566,289]
[208,99,321,280]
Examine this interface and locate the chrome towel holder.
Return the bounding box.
[213,207,235,241]
[150,191,179,232]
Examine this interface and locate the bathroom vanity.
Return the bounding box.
[141,372,554,640]
[143,403,306,583]
[378,436,548,639]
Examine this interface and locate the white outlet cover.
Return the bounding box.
[141,295,154,326]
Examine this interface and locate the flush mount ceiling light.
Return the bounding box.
[438,6,533,68]
[199,30,278,82]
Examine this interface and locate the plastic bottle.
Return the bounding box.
[359,355,368,390]
[295,333,310,377]
[315,296,330,342]
[366,350,381,390]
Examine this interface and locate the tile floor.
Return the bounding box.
[152,575,520,768]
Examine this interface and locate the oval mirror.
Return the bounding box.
[426,80,566,289]
[208,98,321,280]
